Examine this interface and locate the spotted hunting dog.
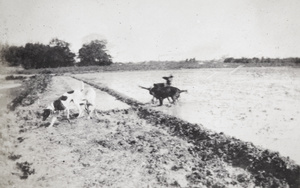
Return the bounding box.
[42,81,91,127]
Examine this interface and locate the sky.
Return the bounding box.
[0,0,300,62]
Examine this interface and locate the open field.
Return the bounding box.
[1,68,300,187]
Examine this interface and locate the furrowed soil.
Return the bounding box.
[0,74,299,188]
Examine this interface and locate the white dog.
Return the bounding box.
[42,81,99,127]
[81,87,97,119]
[42,81,85,127]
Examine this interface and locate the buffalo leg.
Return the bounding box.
[159,98,163,106]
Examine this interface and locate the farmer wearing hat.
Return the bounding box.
[162,75,173,86]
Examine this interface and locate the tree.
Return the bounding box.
[21,38,75,69]
[224,57,234,63]
[0,42,9,65]
[2,38,76,69]
[46,38,75,68]
[49,38,69,49]
[78,40,112,66]
[3,45,24,67]
[21,43,46,69]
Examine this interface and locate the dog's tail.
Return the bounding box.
[139,85,151,91]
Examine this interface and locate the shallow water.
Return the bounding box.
[0,83,22,90]
[76,67,300,164]
[0,79,22,115]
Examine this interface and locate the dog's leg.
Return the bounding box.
[84,101,96,119]
[88,104,95,119]
[49,117,57,127]
[85,103,92,119]
[66,108,70,119]
[151,96,156,104]
[66,118,71,124]
[74,102,83,118]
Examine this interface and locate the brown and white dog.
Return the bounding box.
[42,81,85,127]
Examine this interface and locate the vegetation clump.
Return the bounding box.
[224,57,300,66]
[16,162,35,179]
[5,75,26,80]
[8,153,22,161]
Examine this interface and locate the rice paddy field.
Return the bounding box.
[1,66,300,187]
[74,67,300,164]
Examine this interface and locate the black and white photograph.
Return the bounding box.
[0,0,300,187]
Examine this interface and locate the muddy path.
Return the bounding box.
[0,75,299,188]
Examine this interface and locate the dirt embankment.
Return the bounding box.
[0,74,299,188]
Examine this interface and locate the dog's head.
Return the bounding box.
[42,109,52,121]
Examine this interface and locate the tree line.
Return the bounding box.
[224,57,300,64]
[0,38,112,69]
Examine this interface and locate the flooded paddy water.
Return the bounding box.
[75,67,300,164]
[0,75,22,113]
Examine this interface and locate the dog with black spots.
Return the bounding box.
[42,81,85,127]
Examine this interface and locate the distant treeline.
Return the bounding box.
[0,39,112,69]
[224,57,300,65]
[13,60,229,75]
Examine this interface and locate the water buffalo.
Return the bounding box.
[139,85,187,106]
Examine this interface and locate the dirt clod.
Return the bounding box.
[16,162,35,179]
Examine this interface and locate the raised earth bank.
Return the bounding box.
[0,74,299,188]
